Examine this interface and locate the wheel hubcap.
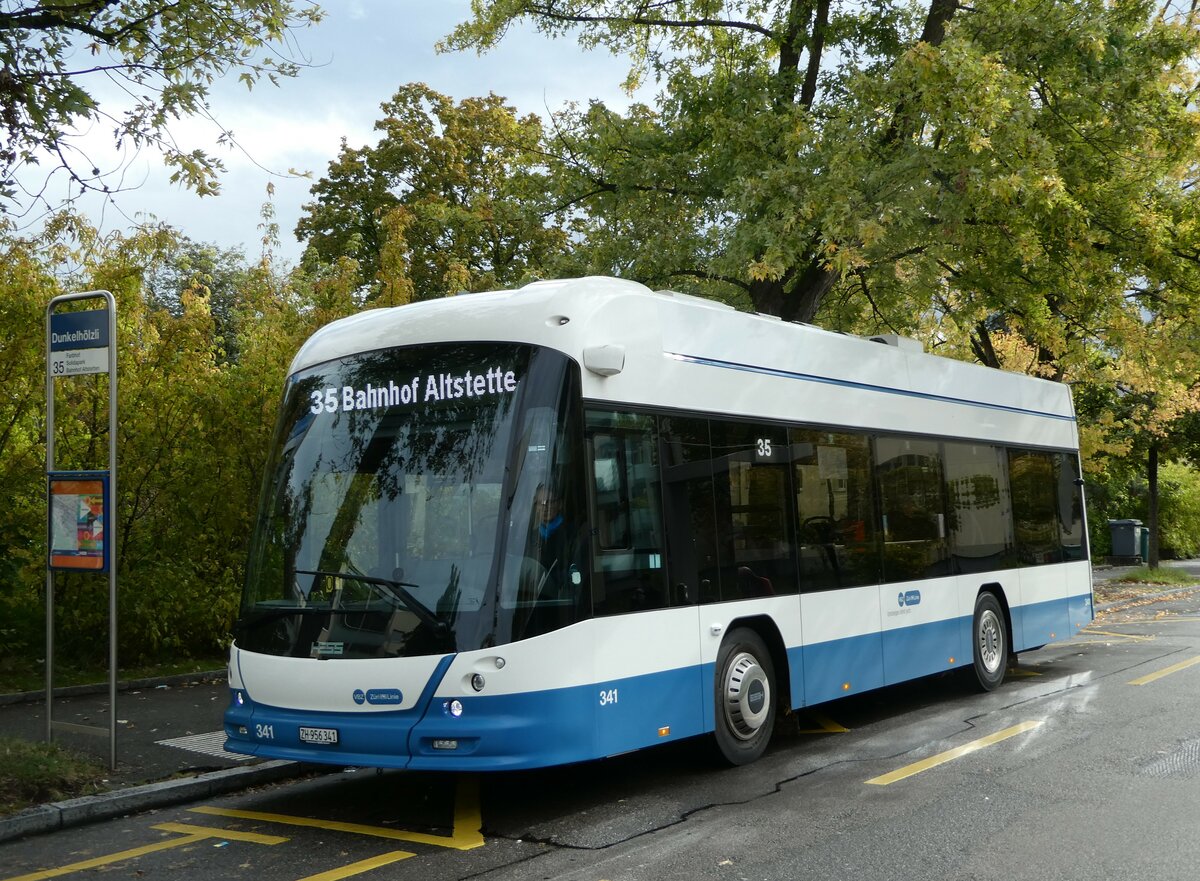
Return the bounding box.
[978,609,1003,674]
[723,651,771,740]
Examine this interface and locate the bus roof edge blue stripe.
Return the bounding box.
[664,352,1076,424]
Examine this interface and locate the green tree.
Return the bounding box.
[0,0,322,211]
[0,221,62,668]
[0,212,362,673]
[296,83,568,302]
[446,0,1200,376]
[145,238,249,363]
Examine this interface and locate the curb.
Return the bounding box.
[0,760,317,844]
[0,670,227,707]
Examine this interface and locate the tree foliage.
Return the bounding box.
[0,214,352,673]
[0,0,322,213]
[296,83,568,302]
[446,2,1200,378]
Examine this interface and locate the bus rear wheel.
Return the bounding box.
[713,628,776,765]
[971,592,1008,692]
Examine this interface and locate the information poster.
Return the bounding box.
[48,473,108,571]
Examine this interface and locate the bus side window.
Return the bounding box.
[1008,449,1062,565]
[660,416,719,605]
[710,420,798,598]
[591,434,631,549]
[791,428,880,591]
[943,441,1016,573]
[875,435,951,583]
[1057,453,1087,561]
[585,410,668,616]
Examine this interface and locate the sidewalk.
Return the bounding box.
[0,671,314,843]
[1092,558,1200,609]
[4,560,1199,843]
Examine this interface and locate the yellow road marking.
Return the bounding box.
[151,821,289,844]
[1129,655,1200,686]
[1081,629,1155,643]
[1006,667,1042,678]
[865,720,1043,786]
[1,824,286,881]
[192,774,484,851]
[797,712,849,734]
[294,851,416,881]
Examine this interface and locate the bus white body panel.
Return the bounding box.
[226,277,1092,771]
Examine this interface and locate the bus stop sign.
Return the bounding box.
[49,308,111,376]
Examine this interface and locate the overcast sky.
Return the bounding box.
[21,0,639,265]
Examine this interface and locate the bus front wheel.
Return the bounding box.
[713,628,776,765]
[971,592,1008,692]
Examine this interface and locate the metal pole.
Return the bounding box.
[107,294,118,770]
[45,291,118,770]
[43,303,55,744]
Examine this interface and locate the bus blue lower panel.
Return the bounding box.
[224,654,456,769]
[882,616,964,686]
[1014,596,1074,651]
[226,592,1092,769]
[407,664,705,770]
[801,632,885,706]
[225,663,706,771]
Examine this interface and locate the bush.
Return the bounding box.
[1087,460,1200,560]
[1157,462,1200,559]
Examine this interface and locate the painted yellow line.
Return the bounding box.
[1,824,285,881]
[1129,655,1200,686]
[865,720,1043,786]
[294,851,416,881]
[1,835,208,881]
[192,775,484,851]
[797,712,850,734]
[1006,667,1042,678]
[1081,629,1155,643]
[151,822,289,845]
[452,775,484,849]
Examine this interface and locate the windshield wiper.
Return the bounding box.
[294,569,449,636]
[233,605,329,638]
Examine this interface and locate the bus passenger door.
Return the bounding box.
[587,411,706,755]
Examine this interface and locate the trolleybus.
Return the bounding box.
[224,276,1093,769]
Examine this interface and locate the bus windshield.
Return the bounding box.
[236,342,588,659]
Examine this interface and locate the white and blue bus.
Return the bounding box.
[224,276,1093,769]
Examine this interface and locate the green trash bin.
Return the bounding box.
[1140,525,1150,562]
[1108,519,1143,558]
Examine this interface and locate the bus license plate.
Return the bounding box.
[299,726,338,745]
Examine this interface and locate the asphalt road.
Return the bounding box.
[4,589,1200,881]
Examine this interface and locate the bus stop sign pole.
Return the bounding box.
[45,291,118,770]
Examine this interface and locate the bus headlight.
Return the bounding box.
[471,674,486,692]
[447,699,464,717]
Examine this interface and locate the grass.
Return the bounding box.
[0,737,106,816]
[0,657,226,696]
[1110,566,1200,586]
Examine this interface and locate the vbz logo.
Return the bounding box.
[898,590,921,608]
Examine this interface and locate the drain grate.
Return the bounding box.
[1138,739,1200,779]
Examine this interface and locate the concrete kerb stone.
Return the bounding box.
[0,760,315,844]
[0,668,325,844]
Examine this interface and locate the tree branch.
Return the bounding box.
[523,2,779,41]
[799,0,829,109]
